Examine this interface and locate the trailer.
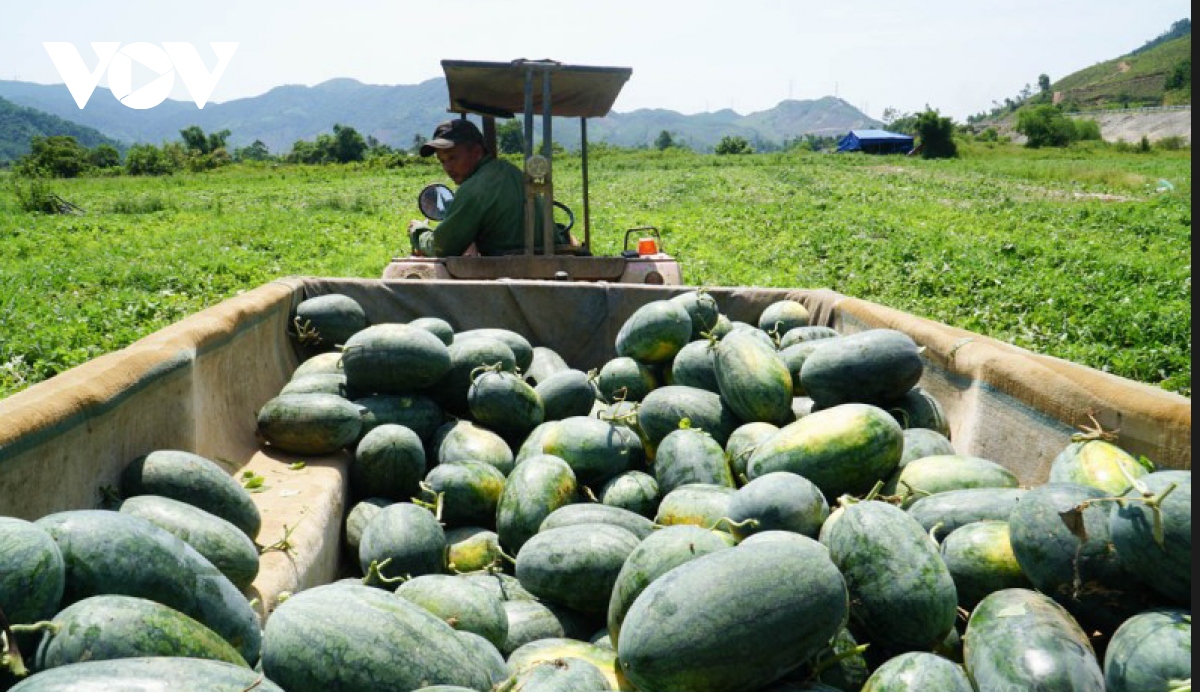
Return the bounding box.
[0,278,1189,624]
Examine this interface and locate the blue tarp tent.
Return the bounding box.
[837,129,915,154]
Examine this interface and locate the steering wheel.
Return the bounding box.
[554,201,575,234]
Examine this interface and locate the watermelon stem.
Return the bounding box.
[289,316,322,345]
[413,482,446,522]
[805,641,870,679]
[1071,411,1120,443]
[469,361,506,384]
[1061,481,1178,548]
[362,558,409,587]
[259,520,302,556]
[0,608,31,679]
[706,516,759,533]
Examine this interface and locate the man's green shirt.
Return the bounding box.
[416,155,530,257]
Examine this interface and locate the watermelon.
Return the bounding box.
[118,495,259,591]
[408,316,454,345]
[820,500,957,652]
[539,503,655,540]
[0,517,64,626]
[515,524,640,614]
[341,323,452,394]
[747,403,903,501]
[666,340,720,393]
[431,335,517,417]
[964,588,1104,691]
[535,369,597,421]
[432,420,515,476]
[9,658,284,692]
[861,652,972,691]
[291,293,367,352]
[799,329,924,408]
[606,525,734,647]
[279,372,348,396]
[290,351,342,379]
[444,527,505,573]
[617,538,847,692]
[507,638,628,691]
[653,427,735,496]
[394,574,508,649]
[637,385,743,452]
[884,386,950,438]
[939,520,1031,610]
[498,658,612,690]
[670,290,721,340]
[539,416,643,488]
[1108,469,1191,605]
[1103,608,1191,692]
[599,471,660,518]
[714,330,794,425]
[1009,483,1158,633]
[725,421,780,482]
[778,325,839,349]
[906,487,1026,540]
[525,345,571,386]
[653,483,735,530]
[261,583,492,692]
[899,428,955,465]
[456,328,534,373]
[33,595,247,670]
[351,423,426,502]
[344,498,391,558]
[34,510,261,665]
[499,599,566,656]
[777,340,832,397]
[615,300,693,364]
[354,393,444,443]
[884,454,1019,508]
[255,392,363,456]
[120,449,262,541]
[596,356,659,403]
[1049,439,1149,495]
[495,455,578,554]
[422,460,506,528]
[757,299,811,336]
[357,502,446,581]
[727,471,829,541]
[468,369,545,443]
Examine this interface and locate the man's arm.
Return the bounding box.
[415,185,486,257]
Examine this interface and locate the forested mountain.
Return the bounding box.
[0,95,124,163]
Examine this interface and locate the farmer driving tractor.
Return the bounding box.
[407,118,565,257]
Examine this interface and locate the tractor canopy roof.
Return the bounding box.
[441,59,632,119]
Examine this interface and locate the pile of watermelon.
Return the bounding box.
[0,290,1191,692]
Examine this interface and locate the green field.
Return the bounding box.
[0,143,1191,400]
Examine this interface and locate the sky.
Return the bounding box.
[2,0,1190,122]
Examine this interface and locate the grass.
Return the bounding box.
[0,144,1190,398]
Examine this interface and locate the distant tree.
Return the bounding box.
[914,108,958,158]
[178,126,230,155]
[89,143,121,169]
[1038,74,1051,93]
[125,143,180,176]
[234,140,271,162]
[715,135,752,155]
[410,133,427,155]
[654,130,675,151]
[497,120,525,154]
[1165,58,1191,91]
[331,124,367,163]
[1073,119,1102,142]
[17,135,91,178]
[1016,104,1077,148]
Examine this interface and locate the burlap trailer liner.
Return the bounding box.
[0,277,1189,620]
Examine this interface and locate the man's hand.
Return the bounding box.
[407,220,429,256]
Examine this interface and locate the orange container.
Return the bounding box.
[637,237,658,255]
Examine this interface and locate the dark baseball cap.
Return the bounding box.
[419,119,485,157]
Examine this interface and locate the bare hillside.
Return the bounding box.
[996,107,1191,145]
